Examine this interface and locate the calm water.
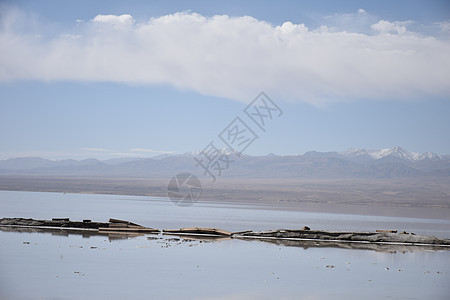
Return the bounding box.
[1,191,449,299]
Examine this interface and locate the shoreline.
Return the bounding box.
[1,188,450,221]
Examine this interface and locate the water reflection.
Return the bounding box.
[237,237,450,253]
[163,233,232,242]
[2,225,449,300]
[2,225,449,253]
[0,226,151,241]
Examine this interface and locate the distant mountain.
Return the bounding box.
[0,157,105,170]
[0,157,52,170]
[340,146,442,162]
[102,157,144,165]
[0,146,448,179]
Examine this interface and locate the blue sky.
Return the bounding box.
[1,0,449,159]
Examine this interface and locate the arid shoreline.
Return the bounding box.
[1,175,449,220]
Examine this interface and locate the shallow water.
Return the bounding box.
[0,191,449,299]
[1,191,450,237]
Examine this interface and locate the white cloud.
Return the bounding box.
[371,20,412,35]
[0,147,175,160]
[323,9,378,34]
[109,152,144,157]
[130,148,175,154]
[80,147,111,152]
[1,9,450,104]
[436,20,450,33]
[93,14,134,27]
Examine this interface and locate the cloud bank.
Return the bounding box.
[1,8,450,104]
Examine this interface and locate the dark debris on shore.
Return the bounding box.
[1,217,450,249]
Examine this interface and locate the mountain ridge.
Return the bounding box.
[0,147,448,179]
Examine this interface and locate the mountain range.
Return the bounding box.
[0,146,449,178]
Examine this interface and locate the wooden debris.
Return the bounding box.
[236,229,450,246]
[0,218,158,233]
[108,223,129,228]
[163,227,232,236]
[232,230,252,235]
[109,218,140,226]
[99,227,159,233]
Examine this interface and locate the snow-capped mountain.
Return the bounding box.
[418,152,442,160]
[0,146,448,179]
[341,146,442,161]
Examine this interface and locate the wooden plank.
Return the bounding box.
[108,224,146,229]
[126,225,146,229]
[108,218,140,226]
[163,227,232,236]
[99,227,159,233]
[108,223,129,228]
[168,234,232,241]
[109,218,130,224]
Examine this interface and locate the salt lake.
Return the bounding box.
[0,191,449,299]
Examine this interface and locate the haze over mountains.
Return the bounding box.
[0,147,449,178]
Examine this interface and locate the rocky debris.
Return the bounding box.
[0,217,109,229]
[237,236,450,252]
[376,229,397,233]
[2,218,450,250]
[0,217,159,233]
[234,229,450,246]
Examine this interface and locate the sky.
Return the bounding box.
[0,0,449,160]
